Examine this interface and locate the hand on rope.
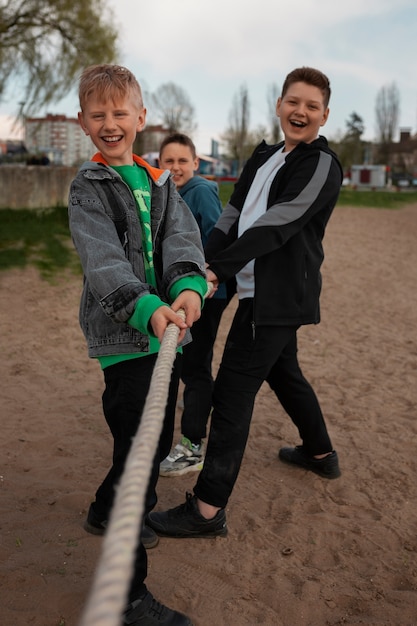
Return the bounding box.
[150,281,214,343]
[205,269,218,298]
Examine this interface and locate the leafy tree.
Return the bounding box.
[150,82,196,135]
[345,111,365,141]
[0,0,118,117]
[337,111,365,172]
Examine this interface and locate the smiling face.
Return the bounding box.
[159,142,199,188]
[276,81,329,152]
[78,90,146,166]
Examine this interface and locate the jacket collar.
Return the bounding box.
[91,152,166,183]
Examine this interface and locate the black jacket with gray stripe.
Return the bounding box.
[205,137,343,326]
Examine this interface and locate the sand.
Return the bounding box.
[1,203,417,626]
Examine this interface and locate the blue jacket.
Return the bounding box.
[205,137,343,326]
[179,176,227,300]
[68,154,206,357]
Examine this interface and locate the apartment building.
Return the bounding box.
[24,114,95,166]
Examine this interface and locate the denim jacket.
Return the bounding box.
[68,156,206,357]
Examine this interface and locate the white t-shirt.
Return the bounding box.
[236,147,286,298]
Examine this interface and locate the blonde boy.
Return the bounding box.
[69,64,205,626]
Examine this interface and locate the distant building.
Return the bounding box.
[388,128,417,183]
[24,114,94,166]
[135,124,169,155]
[0,139,27,158]
[350,165,387,189]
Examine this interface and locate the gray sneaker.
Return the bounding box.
[159,436,204,477]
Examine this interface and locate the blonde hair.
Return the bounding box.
[79,64,143,110]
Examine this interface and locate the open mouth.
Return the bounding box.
[102,136,123,143]
[290,120,306,128]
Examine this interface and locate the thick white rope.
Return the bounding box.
[78,310,185,626]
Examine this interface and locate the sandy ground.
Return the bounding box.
[1,203,417,626]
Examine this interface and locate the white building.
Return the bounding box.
[350,165,387,189]
[25,114,95,166]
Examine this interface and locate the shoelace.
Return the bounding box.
[125,593,169,624]
[147,597,168,620]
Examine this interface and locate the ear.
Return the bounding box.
[78,112,89,136]
[193,157,200,172]
[136,108,147,132]
[320,107,330,127]
[276,97,282,118]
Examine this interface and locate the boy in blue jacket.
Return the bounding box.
[147,66,343,539]
[68,64,206,626]
[158,133,228,477]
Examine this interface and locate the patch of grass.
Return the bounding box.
[218,181,417,209]
[0,207,81,278]
[218,182,234,206]
[337,188,417,209]
[2,187,416,279]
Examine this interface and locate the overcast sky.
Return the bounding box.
[1,0,416,154]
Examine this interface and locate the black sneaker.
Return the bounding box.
[84,505,159,548]
[123,590,193,625]
[141,524,159,549]
[278,446,341,479]
[147,492,227,538]
[83,505,107,535]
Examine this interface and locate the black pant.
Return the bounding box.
[93,355,180,603]
[180,298,227,442]
[194,299,333,509]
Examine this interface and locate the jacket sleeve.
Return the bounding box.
[204,143,262,262]
[68,176,151,322]
[156,178,206,296]
[208,149,341,284]
[204,201,240,262]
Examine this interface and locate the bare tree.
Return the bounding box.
[0,0,118,118]
[375,82,400,143]
[266,82,281,144]
[150,82,196,135]
[221,83,251,174]
[375,82,400,164]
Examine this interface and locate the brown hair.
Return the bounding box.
[281,67,331,108]
[79,64,143,110]
[159,133,197,160]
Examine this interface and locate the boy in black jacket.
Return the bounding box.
[147,67,343,537]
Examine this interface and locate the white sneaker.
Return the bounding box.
[159,436,204,477]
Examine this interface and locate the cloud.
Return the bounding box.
[1,0,415,150]
[106,0,417,147]
[115,0,413,80]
